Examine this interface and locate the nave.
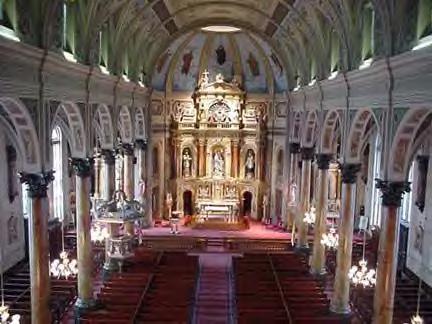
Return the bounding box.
[1,224,432,324]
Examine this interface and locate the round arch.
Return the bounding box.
[51,101,86,158]
[0,97,41,172]
[118,106,133,143]
[320,109,342,154]
[290,111,302,143]
[93,104,114,149]
[301,110,319,147]
[346,108,380,164]
[134,106,146,140]
[389,108,432,181]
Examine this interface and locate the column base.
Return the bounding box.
[294,245,310,254]
[310,267,327,276]
[330,300,351,315]
[74,298,102,322]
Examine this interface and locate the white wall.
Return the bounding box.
[0,131,25,272]
[407,157,432,286]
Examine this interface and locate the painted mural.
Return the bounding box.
[206,35,235,82]
[172,33,207,92]
[153,31,286,94]
[250,34,288,93]
[152,33,191,91]
[234,33,267,93]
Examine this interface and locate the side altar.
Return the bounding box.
[169,72,267,227]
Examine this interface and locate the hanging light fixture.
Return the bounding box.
[348,229,376,287]
[320,226,339,249]
[91,224,109,244]
[303,206,316,225]
[50,221,78,279]
[410,279,424,324]
[1,250,20,323]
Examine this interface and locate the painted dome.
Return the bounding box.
[151,29,288,94]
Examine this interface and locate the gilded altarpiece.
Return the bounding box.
[170,73,266,221]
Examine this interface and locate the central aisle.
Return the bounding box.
[193,253,234,324]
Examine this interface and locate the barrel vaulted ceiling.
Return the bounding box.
[37,0,414,89]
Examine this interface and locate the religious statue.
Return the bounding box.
[213,150,225,177]
[182,148,192,177]
[245,150,255,178]
[200,70,209,86]
[288,181,297,206]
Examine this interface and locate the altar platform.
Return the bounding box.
[142,221,292,240]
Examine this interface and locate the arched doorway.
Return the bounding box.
[242,191,252,216]
[183,190,193,216]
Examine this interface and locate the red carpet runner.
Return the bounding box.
[193,253,233,324]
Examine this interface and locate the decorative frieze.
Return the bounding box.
[340,163,361,184]
[19,171,55,198]
[375,179,411,207]
[101,149,116,165]
[71,158,94,178]
[288,142,301,154]
[315,154,332,170]
[301,147,315,161]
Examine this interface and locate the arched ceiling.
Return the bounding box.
[64,0,397,88]
[152,30,288,93]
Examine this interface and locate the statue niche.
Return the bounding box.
[212,148,225,178]
[182,148,193,177]
[245,149,255,179]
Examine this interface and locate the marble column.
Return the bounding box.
[71,158,95,310]
[372,180,410,324]
[19,171,54,324]
[135,139,147,200]
[287,143,301,230]
[101,149,115,201]
[121,143,135,200]
[330,163,361,314]
[231,139,240,177]
[310,154,332,275]
[93,150,101,199]
[296,147,314,249]
[198,139,206,177]
[121,143,135,236]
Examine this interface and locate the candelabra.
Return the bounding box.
[50,221,78,279]
[320,227,339,249]
[303,206,316,225]
[348,229,376,288]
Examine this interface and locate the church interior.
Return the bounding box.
[0,1,432,323]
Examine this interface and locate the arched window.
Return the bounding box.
[361,3,374,61]
[417,0,432,40]
[51,126,64,220]
[400,163,414,223]
[370,135,382,226]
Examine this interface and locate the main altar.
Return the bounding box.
[169,72,267,228]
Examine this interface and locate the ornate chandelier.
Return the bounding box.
[0,305,20,324]
[303,206,316,225]
[320,227,339,249]
[50,221,78,279]
[50,251,78,279]
[411,315,424,324]
[348,259,376,287]
[91,224,109,244]
[348,229,376,287]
